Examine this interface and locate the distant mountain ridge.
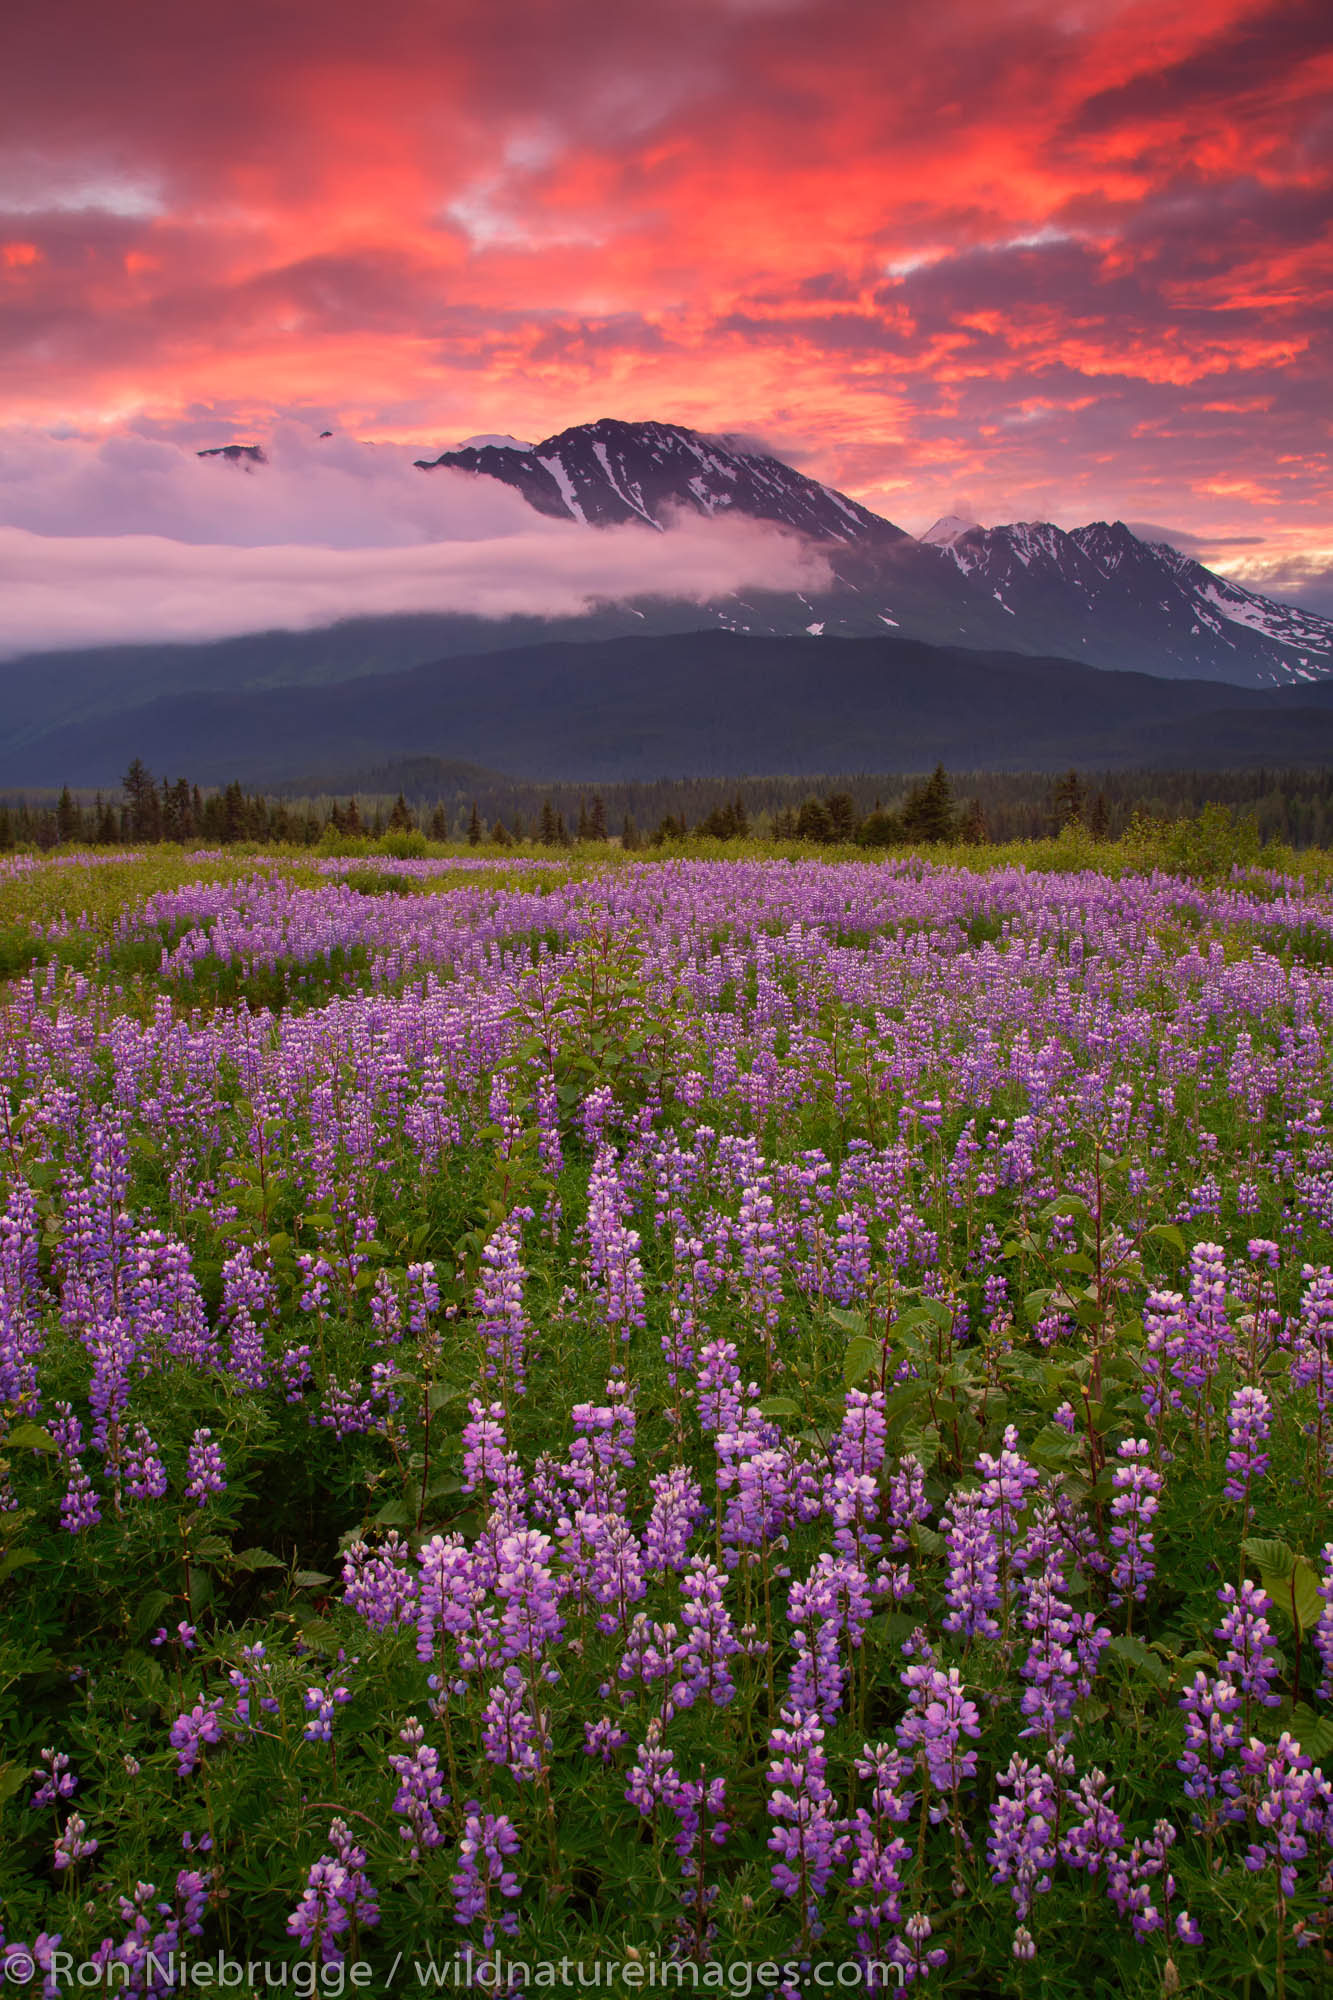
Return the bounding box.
[412,418,1333,687]
[10,628,1333,792]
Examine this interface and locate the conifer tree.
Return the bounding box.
[429,803,448,840]
[56,786,80,844]
[899,764,956,844]
[122,759,162,842]
[589,794,608,841]
[959,797,987,844]
[1050,768,1086,832]
[467,801,482,846]
[796,797,833,843]
[539,799,559,845]
[824,792,857,843]
[388,792,413,831]
[732,792,750,838]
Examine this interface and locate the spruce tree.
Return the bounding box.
[732,792,750,839]
[539,800,559,846]
[388,792,413,831]
[796,797,833,843]
[467,801,483,846]
[122,758,162,842]
[959,797,987,845]
[589,795,608,841]
[1050,769,1086,833]
[824,792,857,843]
[56,786,80,844]
[429,803,448,840]
[900,764,956,844]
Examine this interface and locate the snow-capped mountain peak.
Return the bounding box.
[416,417,908,544]
[927,516,1333,684]
[919,514,980,546]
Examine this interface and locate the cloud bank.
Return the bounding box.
[0,425,831,652]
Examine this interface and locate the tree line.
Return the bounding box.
[5,759,1333,850]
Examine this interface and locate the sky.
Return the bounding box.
[2,0,1331,645]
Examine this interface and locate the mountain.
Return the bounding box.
[414,419,1333,685]
[10,628,1333,791]
[416,417,905,542]
[927,517,1333,687]
[3,420,1331,782]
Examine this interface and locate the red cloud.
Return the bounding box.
[0,0,1328,569]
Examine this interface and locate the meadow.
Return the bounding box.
[3,836,1333,1996]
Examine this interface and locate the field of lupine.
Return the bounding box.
[6,842,1333,1996]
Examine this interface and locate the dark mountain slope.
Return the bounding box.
[5,629,1323,790]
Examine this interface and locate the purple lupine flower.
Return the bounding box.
[583,1717,630,1763]
[668,1770,729,1913]
[475,1216,530,1393]
[481,1667,547,1783]
[642,1466,705,1575]
[1223,1385,1272,1510]
[1215,1580,1283,1717]
[495,1528,564,1660]
[342,1532,418,1631]
[184,1428,226,1507]
[896,1656,982,1796]
[52,1813,97,1872]
[886,1454,930,1552]
[585,1146,646,1343]
[388,1719,449,1857]
[695,1337,745,1435]
[625,1718,679,1821]
[897,1912,948,1980]
[1060,1767,1125,1877]
[787,1554,872,1723]
[416,1534,501,1674]
[169,1698,224,1776]
[279,1344,314,1403]
[1106,1820,1183,1941]
[123,1422,168,1501]
[1108,1439,1162,1608]
[302,1682,351,1744]
[369,1267,403,1346]
[60,1464,101,1534]
[987,1753,1057,1920]
[1177,1672,1243,1811]
[287,1819,380,1964]
[30,1748,78,1809]
[940,1488,1001,1639]
[452,1805,521,1948]
[766,1706,845,1934]
[671,1554,742,1712]
[827,1388,887,1562]
[1237,1733,1332,1900]
[976,1426,1040,1560]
